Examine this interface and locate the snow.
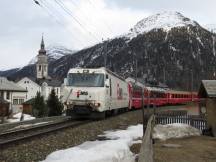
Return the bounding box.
[29,46,76,64]
[6,112,35,123]
[123,11,197,40]
[153,123,201,140]
[204,24,216,33]
[41,124,143,162]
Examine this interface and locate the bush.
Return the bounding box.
[47,89,63,116]
[32,92,47,117]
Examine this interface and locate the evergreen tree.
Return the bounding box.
[47,89,63,116]
[32,92,47,117]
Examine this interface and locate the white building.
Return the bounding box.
[17,36,62,101]
[0,77,27,113]
[16,77,41,101]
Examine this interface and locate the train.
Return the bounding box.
[61,67,130,119]
[128,82,198,109]
[61,67,198,119]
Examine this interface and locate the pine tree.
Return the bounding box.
[32,92,47,117]
[47,89,63,116]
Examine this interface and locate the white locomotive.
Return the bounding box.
[61,67,130,119]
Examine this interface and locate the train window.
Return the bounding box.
[68,73,104,87]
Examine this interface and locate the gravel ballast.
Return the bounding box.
[0,110,143,162]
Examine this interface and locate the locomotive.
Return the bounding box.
[62,67,198,119]
[61,67,130,119]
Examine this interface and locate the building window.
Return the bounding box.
[39,65,42,71]
[13,99,19,105]
[19,99,24,104]
[0,91,4,98]
[6,91,10,100]
[44,65,46,72]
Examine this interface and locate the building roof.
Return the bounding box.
[23,98,35,105]
[0,77,27,92]
[37,78,62,87]
[198,80,216,98]
[23,77,62,87]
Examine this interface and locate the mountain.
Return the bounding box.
[204,24,216,33]
[29,46,76,64]
[1,11,216,90]
[124,11,198,40]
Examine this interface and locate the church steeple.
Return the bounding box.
[39,35,46,55]
[41,35,45,49]
[36,35,48,79]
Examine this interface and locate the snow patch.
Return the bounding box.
[123,11,197,40]
[6,113,35,123]
[42,124,143,162]
[153,123,201,141]
[29,46,75,64]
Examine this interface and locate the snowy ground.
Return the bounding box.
[153,123,201,140]
[41,122,202,162]
[42,124,143,162]
[6,112,35,123]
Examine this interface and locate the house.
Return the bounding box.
[0,77,27,113]
[0,97,10,123]
[198,80,216,137]
[17,36,62,101]
[16,77,41,101]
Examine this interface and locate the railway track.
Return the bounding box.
[0,119,88,148]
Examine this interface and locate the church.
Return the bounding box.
[17,36,62,101]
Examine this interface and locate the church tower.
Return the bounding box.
[36,35,48,79]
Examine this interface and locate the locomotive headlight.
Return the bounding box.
[201,106,206,114]
[94,103,101,107]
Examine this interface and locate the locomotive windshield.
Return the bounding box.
[68,73,104,87]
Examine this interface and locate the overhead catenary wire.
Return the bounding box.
[56,0,106,39]
[33,0,87,47]
[87,0,113,35]
[53,0,101,42]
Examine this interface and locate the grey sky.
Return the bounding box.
[0,0,216,70]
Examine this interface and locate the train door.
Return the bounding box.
[105,74,111,110]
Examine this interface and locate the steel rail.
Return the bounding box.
[0,120,88,148]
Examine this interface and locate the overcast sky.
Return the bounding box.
[0,0,216,70]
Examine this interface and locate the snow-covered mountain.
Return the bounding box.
[204,24,216,33]
[2,11,216,89]
[124,11,198,40]
[29,46,76,64]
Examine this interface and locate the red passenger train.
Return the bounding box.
[128,82,198,109]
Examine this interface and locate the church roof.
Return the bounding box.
[38,35,46,55]
[25,77,62,87]
[36,78,62,87]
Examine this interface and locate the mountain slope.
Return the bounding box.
[2,11,216,90]
[29,46,76,64]
[124,11,198,40]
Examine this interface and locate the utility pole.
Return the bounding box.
[141,85,145,135]
[191,69,193,101]
[103,39,108,68]
[163,68,166,84]
[135,59,138,81]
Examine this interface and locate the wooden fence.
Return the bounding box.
[155,115,207,131]
[138,115,155,162]
[155,110,187,116]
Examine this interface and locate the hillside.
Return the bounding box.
[1,11,216,90]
